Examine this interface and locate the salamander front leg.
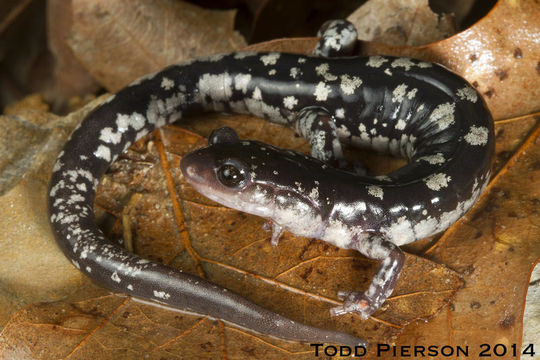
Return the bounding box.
[263,220,284,246]
[331,235,405,319]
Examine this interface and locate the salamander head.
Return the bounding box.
[180,127,326,228]
[180,127,279,218]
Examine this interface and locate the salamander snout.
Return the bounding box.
[180,149,212,188]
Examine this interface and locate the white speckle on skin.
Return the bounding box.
[260,53,280,66]
[111,271,121,283]
[418,153,446,165]
[298,57,307,63]
[407,88,418,99]
[129,112,146,131]
[367,185,384,200]
[290,67,300,78]
[358,123,367,133]
[464,126,489,146]
[315,63,338,81]
[308,187,319,201]
[76,183,87,192]
[161,77,174,90]
[384,68,392,76]
[335,108,345,118]
[382,216,415,245]
[456,86,478,102]
[391,58,416,71]
[395,119,406,130]
[115,114,128,131]
[234,74,251,93]
[252,87,262,100]
[340,75,362,95]
[392,84,408,103]
[336,124,351,138]
[273,195,323,239]
[429,103,456,130]
[413,217,439,239]
[127,284,134,291]
[424,173,451,191]
[268,69,277,75]
[153,290,171,300]
[94,145,111,162]
[198,72,233,101]
[283,96,298,109]
[314,82,331,101]
[99,127,122,144]
[366,56,388,68]
[67,193,84,204]
[322,218,357,248]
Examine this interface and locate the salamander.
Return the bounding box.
[48,20,493,346]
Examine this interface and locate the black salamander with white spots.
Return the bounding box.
[48,20,493,346]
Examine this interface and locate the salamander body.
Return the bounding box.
[48,20,493,346]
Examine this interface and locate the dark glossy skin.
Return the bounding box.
[48,20,493,346]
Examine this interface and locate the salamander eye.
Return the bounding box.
[217,164,246,187]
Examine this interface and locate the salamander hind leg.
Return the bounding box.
[294,106,367,174]
[294,106,345,167]
[331,235,405,319]
[313,19,358,57]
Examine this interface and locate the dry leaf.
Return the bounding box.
[69,0,247,92]
[0,0,33,34]
[0,94,112,327]
[0,0,49,109]
[1,0,539,358]
[347,0,456,46]
[47,0,100,110]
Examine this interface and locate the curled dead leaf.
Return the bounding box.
[69,0,246,92]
